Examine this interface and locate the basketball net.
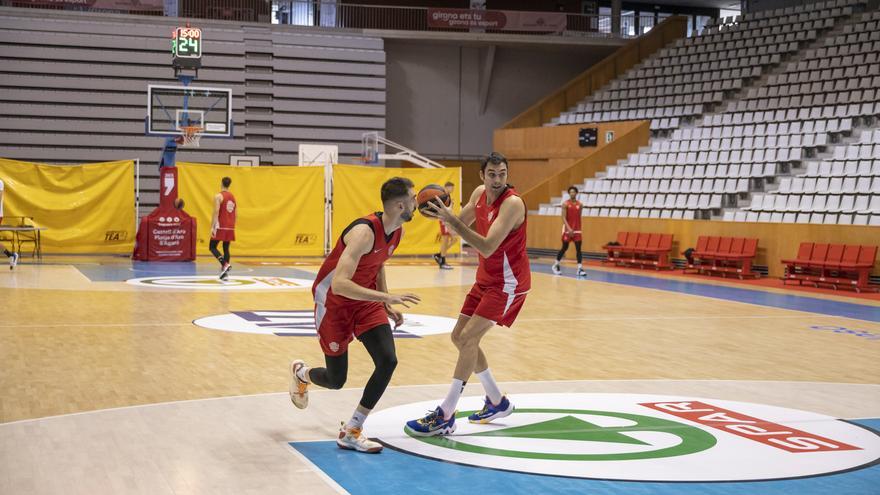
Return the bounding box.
[177,125,204,147]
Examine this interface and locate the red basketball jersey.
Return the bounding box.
[563,199,582,232]
[217,191,236,230]
[474,187,530,293]
[312,213,402,308]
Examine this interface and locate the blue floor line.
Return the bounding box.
[537,263,880,323]
[290,419,880,495]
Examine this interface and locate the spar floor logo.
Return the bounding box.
[368,393,880,482]
[194,310,456,337]
[126,276,313,290]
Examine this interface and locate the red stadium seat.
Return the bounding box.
[602,231,674,270]
[686,236,760,279]
[782,242,878,292]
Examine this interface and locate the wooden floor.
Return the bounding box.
[0,255,878,494]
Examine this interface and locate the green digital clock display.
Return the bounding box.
[172,27,202,59]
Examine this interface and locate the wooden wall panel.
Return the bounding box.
[494,120,650,208]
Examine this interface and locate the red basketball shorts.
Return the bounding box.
[314,301,389,356]
[211,228,235,242]
[460,284,528,327]
[561,228,582,243]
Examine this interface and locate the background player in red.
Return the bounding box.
[209,176,235,280]
[289,177,421,453]
[433,181,457,270]
[552,186,587,277]
[406,152,529,436]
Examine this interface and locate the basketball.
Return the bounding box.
[417,184,450,217]
[174,198,185,210]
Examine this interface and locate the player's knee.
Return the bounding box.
[376,354,398,377]
[326,372,346,389]
[451,331,465,349]
[453,330,478,350]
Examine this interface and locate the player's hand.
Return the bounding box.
[385,292,421,308]
[423,197,454,222]
[384,303,404,329]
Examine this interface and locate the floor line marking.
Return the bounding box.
[284,442,350,495]
[2,379,877,426]
[0,314,850,329]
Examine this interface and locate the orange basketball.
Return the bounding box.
[417,184,450,217]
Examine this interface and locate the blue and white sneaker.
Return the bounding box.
[405,407,456,436]
[9,252,18,270]
[468,395,514,424]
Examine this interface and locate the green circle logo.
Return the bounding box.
[407,407,716,461]
[369,393,880,481]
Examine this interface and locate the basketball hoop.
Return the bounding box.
[362,131,379,164]
[176,125,204,147]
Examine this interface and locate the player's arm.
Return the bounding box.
[331,224,420,307]
[435,195,524,258]
[455,185,483,227]
[210,193,221,235]
[377,265,404,328]
[561,202,572,232]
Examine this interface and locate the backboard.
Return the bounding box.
[298,144,338,167]
[147,84,232,137]
[229,154,261,166]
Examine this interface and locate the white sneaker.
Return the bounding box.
[219,263,231,280]
[9,252,18,270]
[289,360,309,409]
[551,263,561,275]
[577,268,587,278]
[337,423,383,453]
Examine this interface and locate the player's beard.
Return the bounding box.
[401,205,414,222]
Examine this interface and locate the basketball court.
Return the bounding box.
[1,3,879,494]
[1,254,877,494]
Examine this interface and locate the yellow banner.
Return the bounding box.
[178,162,325,256]
[0,158,135,253]
[332,164,462,255]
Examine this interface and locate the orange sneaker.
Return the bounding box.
[289,360,309,409]
[337,423,383,453]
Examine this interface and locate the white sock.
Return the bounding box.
[440,379,465,420]
[476,369,503,405]
[577,263,583,270]
[345,409,368,430]
[553,260,560,267]
[296,365,310,383]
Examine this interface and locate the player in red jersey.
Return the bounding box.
[552,186,587,277]
[210,176,236,280]
[433,181,457,270]
[289,177,421,453]
[406,152,529,436]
